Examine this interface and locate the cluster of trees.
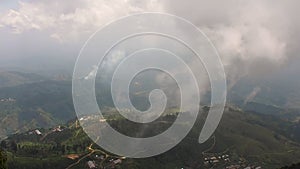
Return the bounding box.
[1,139,90,158]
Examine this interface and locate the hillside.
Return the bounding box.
[0,80,74,139]
[0,72,299,169]
[0,71,299,141]
[1,107,300,169]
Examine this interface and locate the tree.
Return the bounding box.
[61,145,66,154]
[10,141,18,153]
[0,141,6,149]
[0,149,7,169]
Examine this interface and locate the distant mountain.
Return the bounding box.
[0,72,300,142]
[0,71,47,88]
[228,76,300,120]
[0,80,74,139]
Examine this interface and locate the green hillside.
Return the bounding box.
[1,106,300,169]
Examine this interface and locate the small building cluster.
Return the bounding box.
[0,98,16,102]
[203,153,262,169]
[29,129,43,136]
[35,129,42,135]
[79,115,106,123]
[87,161,96,169]
[112,159,122,165]
[204,154,230,165]
[85,154,124,169]
[52,125,63,132]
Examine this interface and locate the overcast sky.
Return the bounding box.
[0,0,299,82]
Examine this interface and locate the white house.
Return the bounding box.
[87,161,96,169]
[34,129,42,135]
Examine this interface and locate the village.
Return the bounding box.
[83,154,124,169]
[26,124,124,169]
[28,125,64,136]
[203,153,262,169]
[0,98,16,102]
[64,143,125,169]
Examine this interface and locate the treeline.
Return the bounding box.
[7,156,73,169]
[6,141,89,157]
[0,127,91,169]
[0,132,91,158]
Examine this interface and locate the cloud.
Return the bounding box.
[0,0,299,92]
[244,87,261,104]
[163,0,299,87]
[0,0,164,42]
[84,65,98,80]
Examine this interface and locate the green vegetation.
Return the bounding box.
[0,149,7,169]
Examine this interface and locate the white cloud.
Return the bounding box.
[0,0,299,88]
[190,0,294,87]
[84,65,98,80]
[244,87,261,104]
[0,0,165,42]
[205,2,288,64]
